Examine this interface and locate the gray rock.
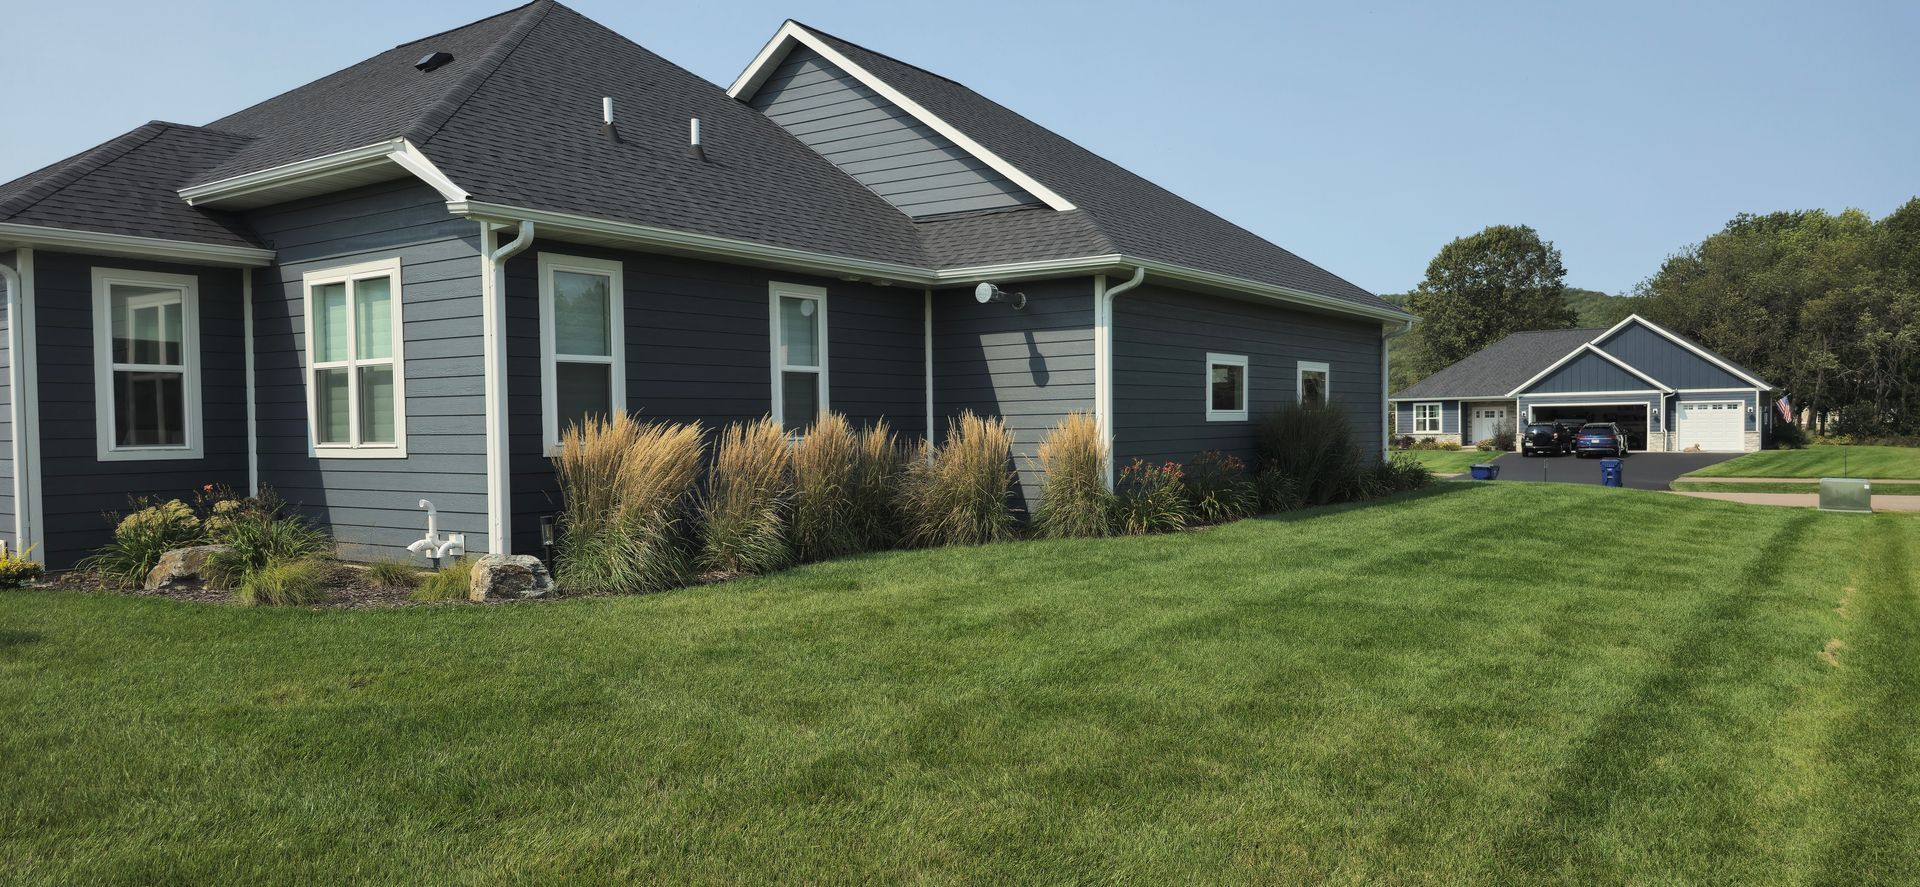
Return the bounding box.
[469,554,555,602]
[145,544,233,591]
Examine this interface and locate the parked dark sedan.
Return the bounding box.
[1520,420,1582,456]
[1573,423,1630,458]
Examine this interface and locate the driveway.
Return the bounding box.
[1485,452,1742,491]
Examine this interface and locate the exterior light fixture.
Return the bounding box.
[974,282,1026,310]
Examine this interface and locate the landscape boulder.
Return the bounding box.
[144,544,233,591]
[470,554,555,602]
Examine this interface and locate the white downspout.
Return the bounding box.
[0,260,24,553]
[923,288,934,444]
[1094,266,1147,487]
[482,220,534,554]
[243,269,259,494]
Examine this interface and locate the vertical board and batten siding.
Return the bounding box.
[33,251,249,567]
[747,46,1038,217]
[0,249,13,550]
[1522,349,1652,394]
[246,180,490,560]
[503,241,926,554]
[1394,398,1461,435]
[1112,284,1385,467]
[1595,323,1753,389]
[931,278,1095,515]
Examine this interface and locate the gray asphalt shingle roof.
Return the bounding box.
[1391,328,1601,399]
[0,1,1409,321]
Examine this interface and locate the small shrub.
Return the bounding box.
[1256,465,1308,513]
[1256,404,1360,507]
[202,492,330,587]
[0,545,44,588]
[700,417,793,574]
[1112,459,1188,535]
[364,558,421,589]
[1033,411,1113,539]
[555,414,705,594]
[791,413,861,562]
[849,420,909,550]
[1394,435,1416,450]
[410,558,472,602]
[905,411,1016,547]
[81,499,206,586]
[1773,422,1809,450]
[235,558,329,607]
[1490,423,1516,453]
[1184,450,1257,525]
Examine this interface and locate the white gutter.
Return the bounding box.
[0,223,273,268]
[180,140,403,205]
[481,220,535,553]
[1094,266,1148,487]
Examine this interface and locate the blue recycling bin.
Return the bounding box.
[1470,463,1499,481]
[1600,458,1624,487]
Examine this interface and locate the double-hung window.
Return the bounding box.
[93,268,201,460]
[540,253,624,451]
[770,283,827,430]
[1298,360,1331,408]
[304,258,405,457]
[1205,353,1248,422]
[1413,402,1442,433]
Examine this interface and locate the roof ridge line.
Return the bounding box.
[0,123,170,222]
[404,0,555,151]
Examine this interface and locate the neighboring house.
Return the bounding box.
[0,1,1412,568]
[1390,315,1775,453]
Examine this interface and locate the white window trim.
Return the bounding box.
[1297,360,1332,407]
[1413,401,1442,434]
[539,253,626,455]
[92,267,203,461]
[769,282,829,429]
[301,257,407,459]
[1205,352,1249,422]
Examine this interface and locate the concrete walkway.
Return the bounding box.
[1670,491,1920,511]
[1673,476,1918,485]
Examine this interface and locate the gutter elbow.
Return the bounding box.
[490,220,535,263]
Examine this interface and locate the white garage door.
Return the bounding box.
[1677,401,1744,451]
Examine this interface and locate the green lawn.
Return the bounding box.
[1672,480,1920,495]
[3,484,1917,884]
[1687,445,1920,479]
[1402,449,1488,474]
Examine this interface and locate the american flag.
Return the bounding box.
[1776,396,1793,423]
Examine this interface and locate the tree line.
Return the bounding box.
[1390,199,1920,437]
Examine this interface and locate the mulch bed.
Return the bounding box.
[35,562,432,610]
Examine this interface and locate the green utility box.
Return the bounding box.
[1818,478,1873,513]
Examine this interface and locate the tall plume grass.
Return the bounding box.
[791,413,861,562]
[699,417,793,575]
[1033,411,1112,538]
[554,413,705,594]
[850,419,909,550]
[904,411,1015,547]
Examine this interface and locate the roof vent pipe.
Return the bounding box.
[602,97,615,126]
[689,117,706,161]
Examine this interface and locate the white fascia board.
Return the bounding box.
[0,223,274,267]
[180,139,404,205]
[386,141,469,203]
[1597,313,1773,389]
[446,201,1416,325]
[728,22,1078,213]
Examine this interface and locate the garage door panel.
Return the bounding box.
[1529,403,1650,450]
[1677,401,1742,451]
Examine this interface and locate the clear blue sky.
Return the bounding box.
[2,0,1913,295]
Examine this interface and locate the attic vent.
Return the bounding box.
[415,51,454,72]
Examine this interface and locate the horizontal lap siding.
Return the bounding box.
[1114,285,1384,469]
[246,180,489,560]
[1395,398,1461,435]
[747,46,1036,217]
[931,278,1095,516]
[35,252,249,568]
[505,241,926,553]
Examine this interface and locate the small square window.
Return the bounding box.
[1413,403,1442,433]
[1205,353,1248,422]
[1298,361,1330,408]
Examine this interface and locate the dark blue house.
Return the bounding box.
[1390,315,1776,453]
[0,2,1412,567]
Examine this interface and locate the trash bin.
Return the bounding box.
[1600,458,1623,487]
[1470,463,1499,481]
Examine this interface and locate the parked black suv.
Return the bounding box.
[1520,420,1582,456]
